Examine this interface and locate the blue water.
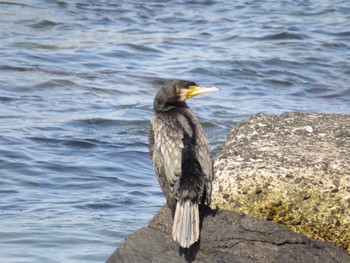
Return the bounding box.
[0,0,349,262]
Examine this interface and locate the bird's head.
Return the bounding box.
[153,80,219,111]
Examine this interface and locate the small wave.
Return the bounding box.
[294,8,337,17]
[0,96,16,102]
[336,31,350,37]
[321,42,349,50]
[63,140,96,148]
[75,201,120,210]
[71,118,148,127]
[28,137,99,149]
[0,189,18,195]
[35,79,78,88]
[0,1,31,8]
[257,32,305,41]
[72,118,119,126]
[12,42,59,50]
[29,19,61,29]
[263,78,294,87]
[185,67,218,76]
[122,43,162,53]
[0,64,71,76]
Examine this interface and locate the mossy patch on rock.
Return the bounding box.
[212,112,350,253]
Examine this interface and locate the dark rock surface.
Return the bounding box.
[107,205,350,263]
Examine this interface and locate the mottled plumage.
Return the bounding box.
[148,80,218,248]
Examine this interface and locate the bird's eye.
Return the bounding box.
[188,85,198,91]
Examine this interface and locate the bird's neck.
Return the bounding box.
[154,101,187,112]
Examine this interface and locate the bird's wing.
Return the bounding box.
[149,114,184,208]
[194,118,214,205]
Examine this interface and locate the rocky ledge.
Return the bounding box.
[212,112,350,253]
[107,205,349,263]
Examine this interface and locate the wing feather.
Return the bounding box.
[190,114,214,205]
[149,113,184,209]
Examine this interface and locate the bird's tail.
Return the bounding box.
[172,200,199,248]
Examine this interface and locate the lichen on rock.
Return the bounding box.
[212,112,350,253]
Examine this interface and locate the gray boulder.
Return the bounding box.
[107,205,349,263]
[212,112,350,252]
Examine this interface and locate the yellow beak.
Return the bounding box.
[186,85,220,99]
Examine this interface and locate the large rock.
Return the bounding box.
[212,112,350,253]
[107,205,349,263]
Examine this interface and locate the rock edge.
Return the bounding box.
[107,205,350,263]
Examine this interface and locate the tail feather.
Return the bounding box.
[172,200,199,248]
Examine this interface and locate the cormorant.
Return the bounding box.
[148,80,219,248]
